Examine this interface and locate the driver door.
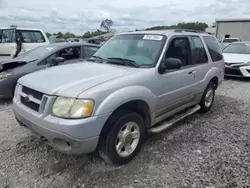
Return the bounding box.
[155,36,197,118]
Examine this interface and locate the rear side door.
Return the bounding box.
[155,36,198,117]
[0,29,16,60]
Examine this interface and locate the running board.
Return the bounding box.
[148,105,201,133]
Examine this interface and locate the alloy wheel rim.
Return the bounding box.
[205,88,214,107]
[115,122,140,157]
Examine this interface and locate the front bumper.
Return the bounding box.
[225,66,250,77]
[13,97,110,155]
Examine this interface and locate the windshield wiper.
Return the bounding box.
[106,57,139,68]
[28,59,38,63]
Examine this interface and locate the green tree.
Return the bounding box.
[145,22,208,31]
[100,19,113,32]
[83,30,107,38]
[57,32,63,38]
[45,32,52,38]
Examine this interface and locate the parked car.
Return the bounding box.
[13,30,224,165]
[223,42,250,77]
[222,37,242,43]
[0,42,99,99]
[0,27,50,60]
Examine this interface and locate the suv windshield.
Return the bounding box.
[223,43,250,54]
[16,45,57,61]
[92,34,166,67]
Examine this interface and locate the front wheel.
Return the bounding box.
[199,82,215,113]
[98,111,145,165]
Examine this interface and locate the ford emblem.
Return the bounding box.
[24,96,31,102]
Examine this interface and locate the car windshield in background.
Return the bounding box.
[219,43,230,50]
[223,43,250,54]
[16,45,57,61]
[223,39,239,43]
[93,34,166,67]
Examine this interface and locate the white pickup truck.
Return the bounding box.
[0,27,50,60]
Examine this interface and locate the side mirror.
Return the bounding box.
[52,57,65,65]
[159,58,182,74]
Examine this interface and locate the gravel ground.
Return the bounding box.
[0,78,250,188]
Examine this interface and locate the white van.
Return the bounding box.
[0,27,50,60]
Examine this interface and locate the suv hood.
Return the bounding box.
[18,62,139,97]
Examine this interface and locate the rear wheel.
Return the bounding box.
[199,81,215,113]
[98,111,145,165]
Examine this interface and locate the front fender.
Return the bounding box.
[94,86,157,116]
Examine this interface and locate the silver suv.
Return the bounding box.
[13,30,225,165]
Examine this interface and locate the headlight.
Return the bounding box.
[52,97,94,118]
[0,72,11,79]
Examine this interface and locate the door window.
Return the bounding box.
[165,37,192,67]
[84,46,99,58]
[38,53,56,66]
[1,29,15,43]
[191,36,208,64]
[58,46,81,60]
[19,30,45,43]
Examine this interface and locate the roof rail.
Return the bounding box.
[174,29,207,33]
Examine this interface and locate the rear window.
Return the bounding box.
[19,30,45,43]
[203,36,223,62]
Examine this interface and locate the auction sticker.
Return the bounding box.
[143,35,163,40]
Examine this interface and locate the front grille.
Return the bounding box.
[21,96,40,112]
[225,67,242,76]
[22,86,44,100]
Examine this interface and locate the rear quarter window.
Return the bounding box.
[203,36,223,62]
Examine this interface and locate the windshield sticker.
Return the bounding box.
[46,47,54,51]
[143,35,163,41]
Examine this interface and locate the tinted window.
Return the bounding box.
[20,30,45,43]
[1,29,15,43]
[165,37,192,67]
[58,46,80,60]
[203,36,223,62]
[191,36,208,64]
[84,46,99,57]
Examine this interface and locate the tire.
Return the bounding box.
[199,81,215,113]
[98,111,145,165]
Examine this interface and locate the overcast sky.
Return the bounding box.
[0,0,249,35]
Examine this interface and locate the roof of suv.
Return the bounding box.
[0,27,45,31]
[118,29,211,37]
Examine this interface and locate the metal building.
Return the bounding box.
[216,18,250,41]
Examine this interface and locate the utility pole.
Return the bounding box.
[81,12,83,36]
